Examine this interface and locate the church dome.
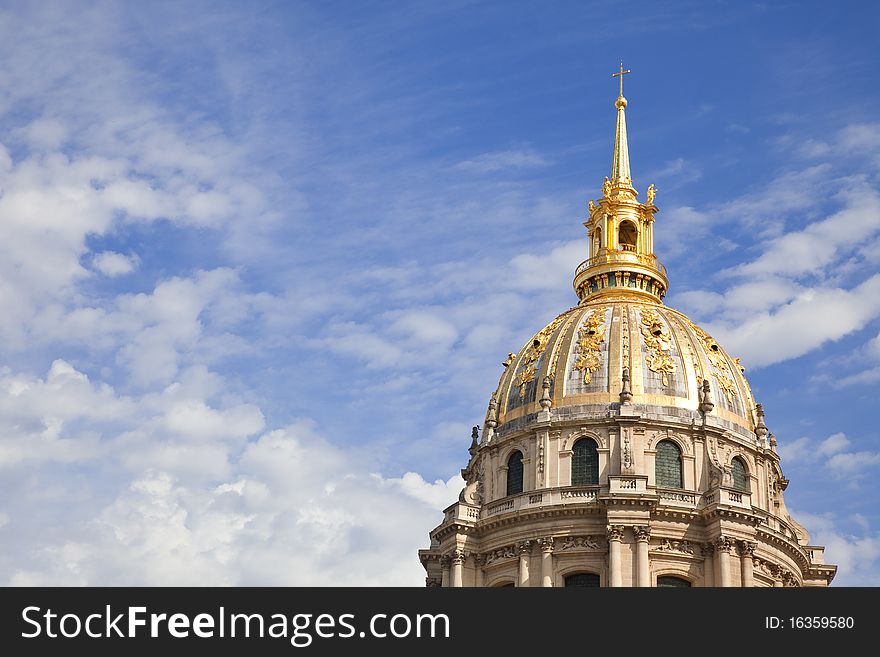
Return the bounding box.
[419,66,835,589]
[493,300,757,442]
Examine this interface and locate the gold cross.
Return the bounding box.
[612,62,631,97]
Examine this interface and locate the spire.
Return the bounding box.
[573,66,668,304]
[610,63,632,187]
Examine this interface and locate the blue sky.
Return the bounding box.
[0,0,878,585]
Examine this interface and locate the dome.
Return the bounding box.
[492,299,757,442]
[419,69,835,589]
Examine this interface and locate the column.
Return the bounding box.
[473,554,485,588]
[451,550,464,588]
[517,541,532,587]
[701,543,715,587]
[607,525,625,587]
[634,526,650,587]
[540,537,554,587]
[440,555,451,588]
[715,537,733,587]
[739,541,756,588]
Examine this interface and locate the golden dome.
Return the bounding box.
[488,65,757,441]
[491,299,758,440]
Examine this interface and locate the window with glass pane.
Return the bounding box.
[565,573,600,587]
[655,440,683,488]
[572,438,599,485]
[732,457,749,491]
[657,575,691,587]
[506,451,523,495]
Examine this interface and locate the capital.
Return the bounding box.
[738,540,757,557]
[540,537,555,553]
[714,536,734,553]
[517,540,533,556]
[633,526,650,542]
[606,524,625,542]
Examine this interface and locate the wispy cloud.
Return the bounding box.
[454,148,550,173]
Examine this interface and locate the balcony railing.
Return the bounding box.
[657,488,698,506]
[443,484,755,527]
[482,486,601,519]
[574,252,667,279]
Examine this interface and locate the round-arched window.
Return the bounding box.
[657,575,691,588]
[732,457,749,491]
[565,573,600,587]
[572,438,599,486]
[619,220,638,252]
[507,451,524,496]
[656,440,683,488]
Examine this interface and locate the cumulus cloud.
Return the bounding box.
[91,251,139,276]
[793,511,880,586]
[707,275,880,367]
[4,418,462,586]
[778,432,880,480]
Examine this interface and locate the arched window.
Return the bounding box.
[657,575,691,588]
[618,220,638,252]
[731,457,749,491]
[655,440,683,488]
[506,451,524,496]
[565,573,600,587]
[594,227,603,255]
[572,438,599,486]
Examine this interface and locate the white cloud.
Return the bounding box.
[828,452,880,475]
[778,432,880,479]
[731,184,880,279]
[92,251,139,276]
[777,436,812,463]
[818,432,850,456]
[645,157,702,185]
[794,511,880,586]
[5,422,462,586]
[707,275,880,368]
[454,148,549,173]
[17,117,67,150]
[509,240,584,292]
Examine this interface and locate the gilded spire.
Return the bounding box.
[611,63,632,187]
[573,66,669,304]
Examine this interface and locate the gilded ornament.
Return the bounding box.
[572,308,607,385]
[513,311,570,398]
[687,320,737,404]
[639,307,675,386]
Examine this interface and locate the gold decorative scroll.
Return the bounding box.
[640,308,675,386]
[687,320,737,404]
[549,312,578,381]
[573,308,608,385]
[514,311,570,398]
